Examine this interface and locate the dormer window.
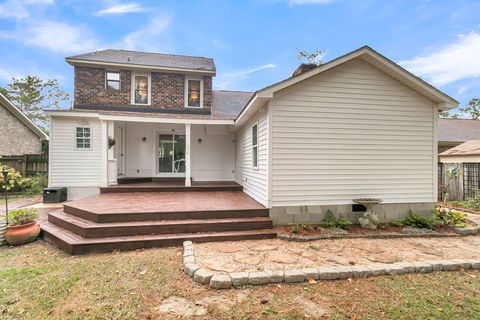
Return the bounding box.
[132,74,151,105]
[185,77,203,108]
[106,71,120,90]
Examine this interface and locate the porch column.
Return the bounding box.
[185,123,191,186]
[107,121,118,185]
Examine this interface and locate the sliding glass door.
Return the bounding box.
[158,134,185,174]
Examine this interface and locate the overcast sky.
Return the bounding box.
[0,0,479,111]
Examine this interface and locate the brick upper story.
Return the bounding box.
[68,49,215,114]
[73,66,212,112]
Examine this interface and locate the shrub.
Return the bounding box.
[288,223,301,234]
[6,208,39,226]
[22,173,47,195]
[319,210,351,230]
[435,207,467,228]
[400,210,437,230]
[0,164,30,193]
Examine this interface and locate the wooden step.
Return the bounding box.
[48,210,274,238]
[41,221,277,255]
[64,204,270,223]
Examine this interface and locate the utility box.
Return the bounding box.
[43,187,67,203]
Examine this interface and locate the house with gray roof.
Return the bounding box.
[44,46,460,254]
[0,93,48,156]
[438,118,480,154]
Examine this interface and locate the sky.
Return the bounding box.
[0,0,479,112]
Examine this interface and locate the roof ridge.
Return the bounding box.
[68,49,214,61]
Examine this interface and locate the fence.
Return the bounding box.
[0,153,48,177]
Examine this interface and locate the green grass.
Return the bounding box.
[1,241,480,319]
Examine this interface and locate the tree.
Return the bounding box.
[297,48,326,66]
[459,98,480,120]
[3,76,69,130]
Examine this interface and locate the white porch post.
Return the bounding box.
[185,123,191,186]
[107,121,118,185]
[100,120,108,187]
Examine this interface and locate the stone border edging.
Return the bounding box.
[182,241,480,290]
[276,231,461,242]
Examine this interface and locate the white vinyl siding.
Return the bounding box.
[235,109,268,206]
[49,117,103,187]
[270,59,435,206]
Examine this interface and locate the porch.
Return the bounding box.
[106,119,236,188]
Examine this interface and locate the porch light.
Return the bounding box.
[1,166,9,225]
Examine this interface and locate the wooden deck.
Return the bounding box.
[101,180,243,193]
[41,187,275,255]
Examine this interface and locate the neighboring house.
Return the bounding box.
[438,118,480,155]
[0,93,48,156]
[439,140,480,201]
[47,46,458,223]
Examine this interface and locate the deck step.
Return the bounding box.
[41,221,276,255]
[48,210,274,238]
[64,205,270,223]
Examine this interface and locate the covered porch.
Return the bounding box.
[102,115,236,188]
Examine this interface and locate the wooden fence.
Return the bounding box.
[0,153,48,177]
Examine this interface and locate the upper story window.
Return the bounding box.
[132,74,151,105]
[106,71,120,90]
[76,127,91,149]
[185,78,203,108]
[252,124,258,168]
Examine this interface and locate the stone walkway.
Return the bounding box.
[194,237,480,273]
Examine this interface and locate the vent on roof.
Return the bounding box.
[126,56,131,62]
[292,63,317,77]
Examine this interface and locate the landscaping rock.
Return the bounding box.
[183,241,193,247]
[183,249,194,257]
[230,272,249,286]
[454,227,479,236]
[441,260,461,271]
[210,274,232,289]
[335,266,353,279]
[183,255,195,264]
[385,264,405,275]
[411,261,433,273]
[350,265,371,278]
[469,260,480,270]
[422,260,443,272]
[285,269,306,283]
[267,252,297,264]
[302,268,320,280]
[394,262,416,273]
[184,263,200,277]
[193,269,214,285]
[453,259,472,269]
[317,267,340,280]
[248,272,271,285]
[367,264,386,276]
[233,252,262,265]
[402,227,433,235]
[266,270,285,283]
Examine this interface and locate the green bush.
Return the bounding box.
[6,208,38,226]
[319,209,351,230]
[435,207,467,228]
[399,210,438,230]
[22,173,47,195]
[0,164,30,193]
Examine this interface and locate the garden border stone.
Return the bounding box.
[276,232,460,242]
[182,241,480,289]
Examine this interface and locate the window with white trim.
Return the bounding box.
[185,78,203,108]
[76,127,91,149]
[252,124,258,168]
[106,71,120,90]
[132,74,150,105]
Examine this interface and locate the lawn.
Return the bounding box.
[1,241,480,320]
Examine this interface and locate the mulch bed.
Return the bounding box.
[438,203,480,215]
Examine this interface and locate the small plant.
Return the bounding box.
[319,210,351,230]
[7,208,38,226]
[400,210,437,230]
[108,136,116,149]
[435,207,467,228]
[288,223,301,234]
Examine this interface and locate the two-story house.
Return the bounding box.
[46,46,458,253]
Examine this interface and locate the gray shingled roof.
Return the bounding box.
[438,118,480,143]
[211,90,254,119]
[439,139,480,156]
[66,49,215,72]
